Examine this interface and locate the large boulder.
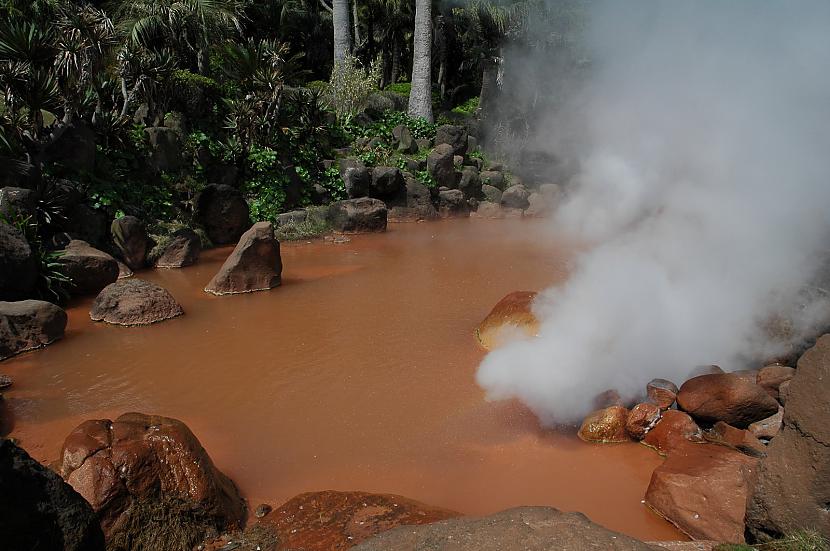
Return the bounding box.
[746,334,830,541]
[0,300,67,360]
[481,184,502,204]
[328,198,387,233]
[642,410,705,456]
[438,189,469,218]
[59,240,120,296]
[480,170,505,190]
[90,279,183,325]
[194,184,251,245]
[458,166,482,199]
[476,291,539,350]
[0,439,105,551]
[0,186,36,218]
[353,507,657,551]
[434,124,468,156]
[258,491,458,551]
[154,228,202,268]
[204,222,282,295]
[578,406,632,443]
[144,126,184,172]
[501,184,531,210]
[403,174,438,220]
[427,144,456,189]
[340,159,372,198]
[677,373,780,428]
[370,166,406,202]
[111,215,152,272]
[645,442,758,543]
[0,221,37,300]
[58,412,246,546]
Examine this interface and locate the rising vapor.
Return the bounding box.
[477,0,830,424]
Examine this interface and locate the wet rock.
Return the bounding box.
[476,291,539,350]
[480,170,505,190]
[154,228,202,268]
[481,184,502,204]
[501,184,531,210]
[458,166,482,199]
[747,335,830,541]
[756,365,795,400]
[647,378,679,409]
[353,506,656,551]
[111,215,152,271]
[0,186,36,218]
[642,410,705,456]
[709,421,767,457]
[0,438,105,551]
[144,126,184,172]
[117,260,133,279]
[59,240,120,296]
[0,373,11,390]
[59,412,246,543]
[258,490,458,551]
[645,442,758,543]
[0,300,67,360]
[434,124,468,156]
[427,144,456,189]
[748,408,783,439]
[194,184,251,245]
[438,189,469,218]
[370,166,405,201]
[205,222,282,295]
[328,198,387,233]
[90,279,184,325]
[578,405,631,443]
[677,372,780,428]
[593,389,626,409]
[0,221,37,300]
[254,503,272,519]
[392,125,417,154]
[341,160,372,198]
[626,402,662,440]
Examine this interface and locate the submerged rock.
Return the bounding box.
[0,439,105,551]
[194,184,251,245]
[59,412,246,545]
[154,228,202,268]
[475,291,539,350]
[578,405,631,443]
[90,279,183,325]
[0,300,67,360]
[205,222,282,295]
[328,198,387,233]
[677,372,779,428]
[353,506,656,551]
[258,490,458,551]
[59,240,120,296]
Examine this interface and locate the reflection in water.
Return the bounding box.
[5,219,681,541]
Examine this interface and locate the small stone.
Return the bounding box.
[626,403,662,440]
[254,503,273,518]
[647,378,679,409]
[748,408,783,440]
[578,406,631,443]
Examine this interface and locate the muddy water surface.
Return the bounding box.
[5,219,681,541]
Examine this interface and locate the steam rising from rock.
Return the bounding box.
[477,1,830,424]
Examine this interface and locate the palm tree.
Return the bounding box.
[407,0,432,121]
[331,0,351,63]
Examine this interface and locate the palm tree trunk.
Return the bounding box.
[407,0,433,121]
[352,0,362,50]
[390,33,401,84]
[479,56,498,118]
[333,0,352,63]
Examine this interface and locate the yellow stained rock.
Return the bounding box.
[475,291,539,350]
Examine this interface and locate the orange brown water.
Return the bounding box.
[4,218,681,541]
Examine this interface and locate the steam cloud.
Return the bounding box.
[477,1,830,424]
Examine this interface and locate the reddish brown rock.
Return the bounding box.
[0,300,67,360]
[709,421,767,457]
[258,490,458,551]
[90,279,183,326]
[352,507,657,551]
[642,410,704,456]
[154,228,202,268]
[748,408,783,440]
[687,365,725,378]
[626,402,662,440]
[578,406,631,443]
[59,412,245,542]
[677,372,780,428]
[111,215,151,271]
[205,222,282,295]
[59,240,120,296]
[647,378,679,409]
[593,388,625,409]
[475,291,539,350]
[756,365,795,400]
[645,442,759,543]
[777,379,791,405]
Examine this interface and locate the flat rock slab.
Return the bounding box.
[90,279,183,326]
[352,506,659,551]
[258,490,459,550]
[204,222,282,295]
[0,300,67,360]
[476,291,539,350]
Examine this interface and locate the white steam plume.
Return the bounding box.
[477,1,830,424]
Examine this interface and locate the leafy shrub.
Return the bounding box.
[320,165,346,201]
[416,169,437,188]
[275,216,330,241]
[385,82,412,95]
[305,80,329,93]
[452,96,480,115]
[327,54,382,124]
[242,145,288,224]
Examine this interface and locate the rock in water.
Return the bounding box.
[747,334,830,541]
[500,184,531,210]
[0,300,67,360]
[258,490,458,551]
[59,240,120,296]
[194,184,251,245]
[59,412,246,544]
[328,198,388,233]
[647,378,679,409]
[204,222,282,295]
[438,189,469,218]
[709,421,767,457]
[626,402,662,440]
[676,372,779,428]
[352,507,657,551]
[578,406,631,443]
[154,228,202,268]
[0,439,105,551]
[645,442,758,543]
[642,410,705,456]
[111,215,152,271]
[476,291,539,350]
[0,221,37,300]
[90,279,183,325]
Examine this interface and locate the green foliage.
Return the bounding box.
[416,169,437,189]
[384,82,411,95]
[320,165,346,201]
[171,69,220,92]
[305,80,328,93]
[327,54,382,124]
[275,212,330,241]
[452,96,480,115]
[242,145,287,224]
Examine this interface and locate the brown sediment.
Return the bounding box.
[4,218,682,541]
